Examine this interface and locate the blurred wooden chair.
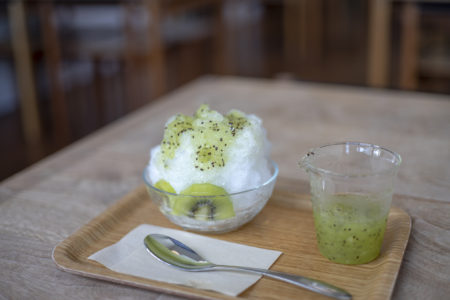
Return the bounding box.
[123,0,231,110]
[8,0,70,151]
[398,1,420,90]
[367,0,420,89]
[8,0,43,148]
[39,2,70,145]
[284,0,393,87]
[397,1,450,92]
[156,0,232,75]
[9,0,233,149]
[283,0,323,75]
[367,0,392,88]
[284,0,442,90]
[368,0,450,91]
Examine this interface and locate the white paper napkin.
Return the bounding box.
[89,224,282,296]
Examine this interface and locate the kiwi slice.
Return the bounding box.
[172,183,235,221]
[154,179,177,208]
[160,114,194,166]
[154,179,176,193]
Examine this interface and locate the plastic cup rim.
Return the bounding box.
[300,141,402,178]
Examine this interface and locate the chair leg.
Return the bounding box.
[145,0,167,99]
[367,0,392,88]
[212,1,235,75]
[398,2,419,90]
[39,1,71,146]
[8,0,43,146]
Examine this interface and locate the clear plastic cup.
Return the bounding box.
[299,142,401,264]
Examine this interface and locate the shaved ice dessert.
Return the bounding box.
[143,104,278,233]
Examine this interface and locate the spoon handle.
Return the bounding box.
[213,265,351,300]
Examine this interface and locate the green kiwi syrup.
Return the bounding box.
[312,193,389,265]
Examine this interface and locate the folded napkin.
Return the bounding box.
[89,224,282,296]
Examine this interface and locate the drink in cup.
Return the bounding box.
[300,142,401,264]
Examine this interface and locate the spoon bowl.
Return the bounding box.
[144,234,212,270]
[144,234,352,300]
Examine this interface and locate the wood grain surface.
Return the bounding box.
[1,76,449,299]
[52,185,411,300]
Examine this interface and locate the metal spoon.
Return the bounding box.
[144,234,352,300]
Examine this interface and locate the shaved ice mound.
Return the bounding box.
[144,104,278,233]
[148,105,272,193]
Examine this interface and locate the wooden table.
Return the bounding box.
[1,76,449,299]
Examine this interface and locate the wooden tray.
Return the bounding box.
[52,184,411,300]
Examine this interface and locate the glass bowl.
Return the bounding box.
[143,160,278,233]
